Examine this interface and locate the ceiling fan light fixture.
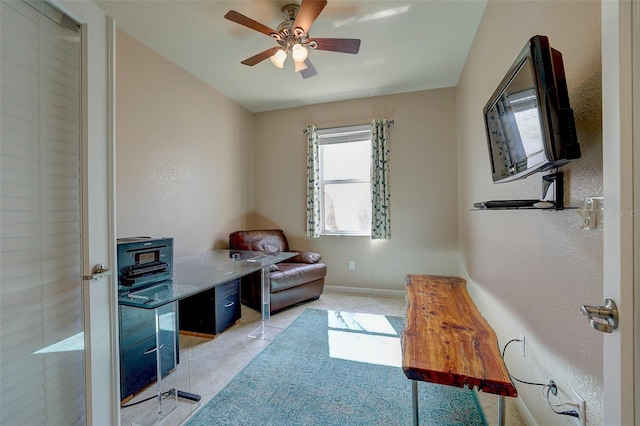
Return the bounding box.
[294,59,308,72]
[291,43,308,62]
[269,49,287,68]
[225,0,360,79]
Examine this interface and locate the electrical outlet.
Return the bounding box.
[570,388,586,426]
[519,332,526,357]
[348,260,355,271]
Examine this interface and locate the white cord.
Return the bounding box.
[541,384,578,408]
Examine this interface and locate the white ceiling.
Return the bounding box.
[93,0,487,113]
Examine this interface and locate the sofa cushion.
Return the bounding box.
[270,263,327,293]
[289,251,321,264]
[229,229,289,252]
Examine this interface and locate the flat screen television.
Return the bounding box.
[483,35,580,183]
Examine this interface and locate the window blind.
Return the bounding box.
[317,124,371,145]
[1,1,84,424]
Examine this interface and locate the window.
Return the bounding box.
[318,124,372,235]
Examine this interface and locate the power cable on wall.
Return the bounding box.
[501,339,580,419]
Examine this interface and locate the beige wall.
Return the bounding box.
[115,30,255,258]
[253,89,459,292]
[457,1,603,423]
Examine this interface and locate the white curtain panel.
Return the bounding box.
[305,125,321,238]
[371,119,391,240]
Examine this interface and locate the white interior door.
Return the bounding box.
[0,1,90,424]
[1,1,117,424]
[55,1,119,424]
[601,0,635,424]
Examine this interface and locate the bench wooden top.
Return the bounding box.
[401,274,517,397]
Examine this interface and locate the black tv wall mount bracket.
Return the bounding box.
[542,172,564,209]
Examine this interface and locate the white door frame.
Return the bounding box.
[601,0,635,424]
[55,1,119,424]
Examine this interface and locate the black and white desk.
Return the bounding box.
[118,249,296,426]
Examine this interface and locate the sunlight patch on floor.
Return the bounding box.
[327,310,401,367]
[327,310,397,335]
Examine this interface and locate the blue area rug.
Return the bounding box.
[186,308,487,426]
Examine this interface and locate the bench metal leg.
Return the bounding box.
[412,380,419,426]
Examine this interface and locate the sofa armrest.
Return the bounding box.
[288,251,322,264]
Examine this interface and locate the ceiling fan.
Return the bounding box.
[224,0,361,79]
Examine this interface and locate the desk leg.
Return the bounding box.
[412,380,419,426]
[248,267,282,340]
[133,305,178,426]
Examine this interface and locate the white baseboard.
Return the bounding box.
[324,285,405,298]
[514,395,537,425]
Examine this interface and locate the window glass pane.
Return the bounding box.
[323,182,371,233]
[322,140,370,181]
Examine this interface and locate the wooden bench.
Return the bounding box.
[402,274,517,425]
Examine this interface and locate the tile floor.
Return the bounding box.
[120,291,526,426]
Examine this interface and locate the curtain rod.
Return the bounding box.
[303,119,395,133]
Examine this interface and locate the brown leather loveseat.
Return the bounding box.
[228,229,326,313]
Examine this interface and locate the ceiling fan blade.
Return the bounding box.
[293,0,327,34]
[241,47,282,66]
[299,59,317,79]
[310,38,361,54]
[224,10,277,37]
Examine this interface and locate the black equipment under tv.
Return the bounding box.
[483,35,580,183]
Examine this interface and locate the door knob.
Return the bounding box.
[82,263,112,281]
[580,299,618,333]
